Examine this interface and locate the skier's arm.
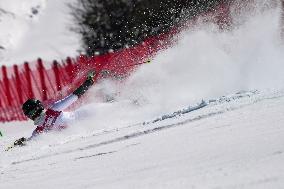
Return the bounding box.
[28,129,41,140]
[12,133,36,148]
[72,71,95,98]
[50,94,78,111]
[15,127,40,142]
[50,71,95,111]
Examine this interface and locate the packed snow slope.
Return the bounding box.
[0,0,80,65]
[2,91,284,189]
[1,1,284,189]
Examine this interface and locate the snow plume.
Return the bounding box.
[119,1,284,106]
[75,1,284,130]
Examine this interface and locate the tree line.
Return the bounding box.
[70,0,224,56]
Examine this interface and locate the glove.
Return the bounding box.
[87,70,95,81]
[14,137,27,146]
[73,70,96,98]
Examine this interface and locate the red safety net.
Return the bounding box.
[0,2,231,123]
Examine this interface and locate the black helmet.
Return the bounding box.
[22,99,44,119]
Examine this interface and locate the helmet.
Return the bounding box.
[22,99,44,119]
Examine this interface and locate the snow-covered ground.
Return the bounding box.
[1,1,284,189]
[1,91,284,189]
[0,0,80,65]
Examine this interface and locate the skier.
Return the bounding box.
[12,71,95,148]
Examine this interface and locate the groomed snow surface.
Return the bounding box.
[1,1,284,189]
[1,91,284,189]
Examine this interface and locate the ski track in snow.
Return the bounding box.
[1,90,284,189]
[3,90,283,166]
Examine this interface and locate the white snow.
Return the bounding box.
[1,1,284,189]
[1,91,284,189]
[0,0,80,65]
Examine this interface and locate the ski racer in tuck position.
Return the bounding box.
[12,71,95,147]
